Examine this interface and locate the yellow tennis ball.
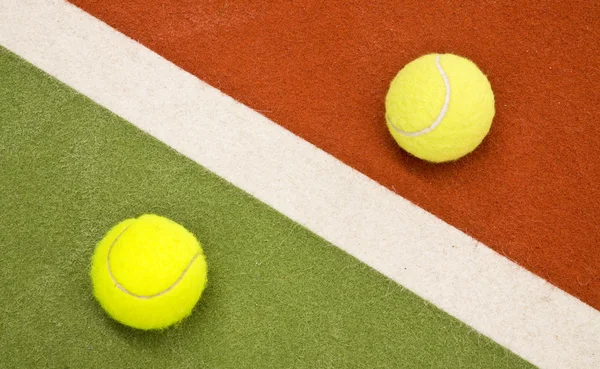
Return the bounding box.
[385,53,495,163]
[90,214,208,330]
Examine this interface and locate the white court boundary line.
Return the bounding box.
[1,1,598,368]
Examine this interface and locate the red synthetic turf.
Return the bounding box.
[69,0,600,309]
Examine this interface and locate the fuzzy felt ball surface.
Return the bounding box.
[90,214,208,330]
[385,53,495,163]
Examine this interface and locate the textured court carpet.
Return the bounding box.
[0,48,534,369]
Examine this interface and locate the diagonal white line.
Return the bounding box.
[1,1,598,368]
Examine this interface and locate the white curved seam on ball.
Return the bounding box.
[106,225,201,299]
[387,54,451,137]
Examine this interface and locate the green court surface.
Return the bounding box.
[0,48,533,368]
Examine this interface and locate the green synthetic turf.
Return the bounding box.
[0,47,534,369]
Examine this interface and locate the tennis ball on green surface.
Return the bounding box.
[385,53,495,163]
[90,214,208,330]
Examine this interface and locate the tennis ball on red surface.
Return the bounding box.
[90,214,208,330]
[385,53,495,163]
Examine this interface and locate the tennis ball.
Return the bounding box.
[385,53,495,162]
[90,214,208,330]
